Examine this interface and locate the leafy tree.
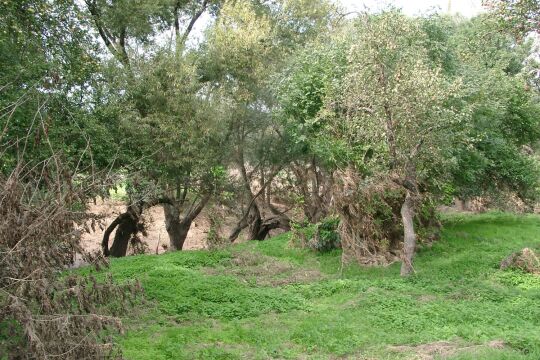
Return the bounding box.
[279,11,540,275]
[274,34,350,222]
[85,0,227,254]
[446,15,540,205]
[484,0,540,37]
[200,0,338,241]
[200,0,289,241]
[0,1,139,357]
[326,11,464,275]
[0,0,115,174]
[84,0,221,66]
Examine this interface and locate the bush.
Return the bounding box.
[311,216,341,252]
[291,216,341,252]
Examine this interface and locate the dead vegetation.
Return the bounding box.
[0,161,140,359]
[500,247,540,274]
[333,169,404,266]
[388,339,505,360]
[333,169,442,269]
[204,251,324,286]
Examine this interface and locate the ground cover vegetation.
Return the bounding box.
[1,0,540,358]
[96,213,540,359]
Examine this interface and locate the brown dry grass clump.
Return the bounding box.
[500,248,540,274]
[205,251,324,286]
[388,339,505,359]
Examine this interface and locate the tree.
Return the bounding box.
[84,0,222,66]
[484,0,540,37]
[97,50,229,255]
[84,0,227,255]
[274,34,350,222]
[200,0,338,241]
[277,10,540,274]
[329,12,463,275]
[0,1,139,356]
[0,0,115,174]
[447,15,540,206]
[199,0,287,242]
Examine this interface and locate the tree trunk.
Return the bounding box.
[102,198,172,257]
[108,218,137,257]
[253,214,291,240]
[163,195,210,251]
[400,190,416,276]
[247,203,263,240]
[291,162,333,223]
[164,204,189,251]
[102,204,142,257]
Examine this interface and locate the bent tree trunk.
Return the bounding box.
[228,205,291,242]
[102,204,142,257]
[108,216,138,257]
[227,202,261,242]
[400,190,416,276]
[253,214,290,240]
[228,154,289,242]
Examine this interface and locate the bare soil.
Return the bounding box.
[81,198,240,255]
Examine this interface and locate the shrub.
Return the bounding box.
[290,216,341,252]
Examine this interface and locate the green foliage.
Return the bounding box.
[336,11,463,180]
[277,11,540,207]
[312,216,341,252]
[9,0,540,357]
[446,16,540,202]
[420,14,459,75]
[290,216,341,252]
[485,0,540,38]
[84,250,310,322]
[290,221,316,245]
[274,35,352,166]
[302,217,341,252]
[0,0,116,173]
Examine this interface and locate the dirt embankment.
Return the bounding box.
[81,198,239,255]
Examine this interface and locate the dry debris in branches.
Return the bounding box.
[0,161,141,359]
[333,169,404,266]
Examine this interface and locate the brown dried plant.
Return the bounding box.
[0,146,140,358]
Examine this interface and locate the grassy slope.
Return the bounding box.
[84,213,540,359]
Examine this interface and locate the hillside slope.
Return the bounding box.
[82,213,540,359]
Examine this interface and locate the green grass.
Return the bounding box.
[84,212,540,359]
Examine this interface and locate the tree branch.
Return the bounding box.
[85,0,130,68]
[184,193,211,223]
[178,0,209,47]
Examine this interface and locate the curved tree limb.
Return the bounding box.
[101,197,174,257]
[101,213,127,256]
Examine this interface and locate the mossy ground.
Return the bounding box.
[82,212,540,359]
